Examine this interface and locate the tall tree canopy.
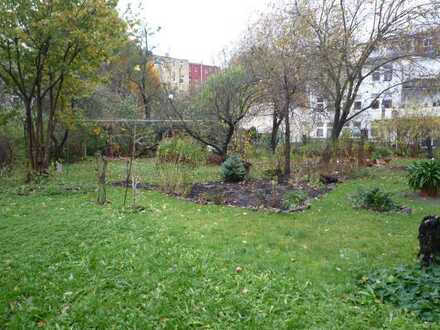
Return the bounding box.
[0,0,126,176]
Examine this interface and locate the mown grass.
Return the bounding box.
[0,160,439,329]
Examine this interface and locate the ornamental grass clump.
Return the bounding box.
[408,159,440,197]
[221,155,247,183]
[352,187,398,212]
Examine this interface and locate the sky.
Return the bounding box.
[118,0,271,65]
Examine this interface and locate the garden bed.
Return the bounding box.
[114,179,335,212]
[188,180,334,212]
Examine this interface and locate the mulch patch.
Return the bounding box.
[113,179,335,213]
[187,180,334,212]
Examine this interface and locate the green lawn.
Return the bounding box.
[0,160,439,329]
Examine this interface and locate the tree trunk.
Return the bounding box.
[270,112,280,153]
[24,101,35,168]
[426,136,433,158]
[283,102,291,182]
[142,93,150,120]
[96,152,108,205]
[320,118,345,166]
[221,124,235,158]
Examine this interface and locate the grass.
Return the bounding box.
[0,160,439,329]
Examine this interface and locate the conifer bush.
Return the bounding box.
[221,155,247,183]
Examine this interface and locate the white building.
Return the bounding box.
[244,53,440,142]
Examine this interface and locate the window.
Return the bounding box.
[316,97,324,111]
[326,129,333,139]
[424,38,433,51]
[316,128,324,137]
[354,101,362,110]
[383,65,393,81]
[372,72,381,81]
[382,99,392,108]
[353,121,362,129]
[316,121,324,127]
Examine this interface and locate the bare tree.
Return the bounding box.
[165,66,257,159]
[296,0,440,144]
[238,5,311,180]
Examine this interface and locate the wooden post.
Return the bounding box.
[96,152,108,205]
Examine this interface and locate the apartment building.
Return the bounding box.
[189,63,219,91]
[153,55,219,93]
[153,55,190,93]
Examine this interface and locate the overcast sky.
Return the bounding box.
[118,0,271,65]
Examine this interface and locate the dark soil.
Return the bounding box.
[188,180,334,212]
[114,179,334,212]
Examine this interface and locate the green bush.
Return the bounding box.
[157,136,207,166]
[352,187,398,212]
[371,146,393,160]
[408,159,440,197]
[156,163,193,197]
[282,191,308,210]
[360,265,440,322]
[221,155,247,183]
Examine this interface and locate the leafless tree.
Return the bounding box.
[164,66,257,159]
[238,5,311,180]
[295,0,440,144]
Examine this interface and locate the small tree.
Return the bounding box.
[166,66,257,159]
[238,5,311,180]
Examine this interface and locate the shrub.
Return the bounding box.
[157,137,207,166]
[360,265,440,322]
[221,155,247,183]
[408,159,440,197]
[371,146,392,160]
[156,163,193,197]
[282,191,308,210]
[352,187,398,212]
